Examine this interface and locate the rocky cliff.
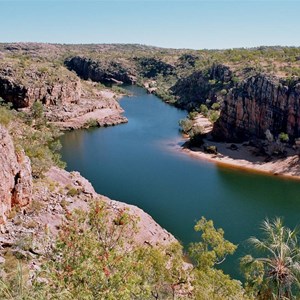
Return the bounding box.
[0,67,81,109]
[136,57,175,78]
[0,125,32,223]
[170,64,233,110]
[213,75,300,141]
[65,56,136,84]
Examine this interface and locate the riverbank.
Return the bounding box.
[177,112,300,181]
[182,141,300,181]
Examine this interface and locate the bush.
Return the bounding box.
[0,101,14,127]
[34,201,188,299]
[279,132,289,143]
[15,104,66,177]
[220,89,228,96]
[211,102,221,110]
[66,186,80,197]
[188,111,198,120]
[84,118,99,128]
[179,118,193,133]
[200,104,209,116]
[209,110,220,123]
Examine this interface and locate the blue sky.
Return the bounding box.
[1,0,299,49]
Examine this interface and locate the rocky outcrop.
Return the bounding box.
[176,53,199,68]
[46,167,176,246]
[136,57,175,78]
[65,56,136,84]
[45,89,128,130]
[213,75,300,141]
[170,64,232,110]
[0,73,81,109]
[0,126,32,223]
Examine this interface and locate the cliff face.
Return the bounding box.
[65,56,136,84]
[136,57,175,78]
[213,75,300,141]
[0,72,81,109]
[0,125,32,223]
[170,64,232,110]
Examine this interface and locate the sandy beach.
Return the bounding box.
[182,141,300,181]
[176,114,300,181]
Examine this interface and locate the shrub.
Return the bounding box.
[200,104,209,116]
[188,111,198,120]
[0,102,14,127]
[220,89,228,96]
[67,187,79,197]
[209,110,220,123]
[179,118,193,133]
[35,201,188,299]
[279,132,289,143]
[211,102,221,110]
[84,118,99,128]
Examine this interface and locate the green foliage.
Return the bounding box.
[278,132,289,143]
[209,110,220,123]
[0,251,34,300]
[0,208,254,299]
[211,102,221,110]
[17,125,65,177]
[111,85,130,95]
[200,104,209,116]
[241,218,300,300]
[0,105,14,127]
[189,217,247,299]
[220,89,228,96]
[189,217,237,269]
[33,201,188,299]
[15,103,66,177]
[0,99,15,127]
[0,100,65,177]
[84,118,99,128]
[188,111,198,120]
[31,101,44,120]
[66,187,80,197]
[189,125,204,147]
[179,118,193,134]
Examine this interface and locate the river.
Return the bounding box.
[60,85,300,279]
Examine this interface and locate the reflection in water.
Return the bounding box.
[60,85,300,279]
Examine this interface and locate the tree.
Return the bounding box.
[241,218,300,299]
[189,217,248,300]
[33,200,189,299]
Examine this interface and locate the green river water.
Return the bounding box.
[60,85,300,279]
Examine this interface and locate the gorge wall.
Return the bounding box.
[171,64,300,142]
[0,125,32,223]
[170,64,233,110]
[0,71,81,109]
[65,56,136,84]
[213,75,300,142]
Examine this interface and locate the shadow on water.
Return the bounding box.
[60,85,300,281]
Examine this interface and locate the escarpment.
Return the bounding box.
[0,125,32,223]
[65,56,136,84]
[170,62,300,142]
[213,75,300,141]
[136,57,175,78]
[170,64,233,110]
[0,67,81,109]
